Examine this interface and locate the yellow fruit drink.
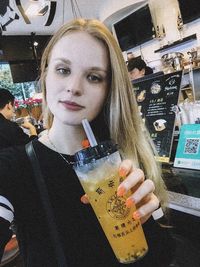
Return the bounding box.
[74,141,148,264]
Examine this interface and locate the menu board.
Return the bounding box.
[133,71,182,162]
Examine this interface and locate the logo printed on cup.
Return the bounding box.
[107,192,130,220]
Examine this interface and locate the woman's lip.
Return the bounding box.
[60,101,84,111]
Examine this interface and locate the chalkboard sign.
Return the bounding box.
[133,71,182,162]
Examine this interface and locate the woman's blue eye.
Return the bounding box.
[88,74,102,83]
[57,68,70,75]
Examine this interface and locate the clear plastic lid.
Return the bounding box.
[74,140,118,166]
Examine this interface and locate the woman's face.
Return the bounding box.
[45,31,109,126]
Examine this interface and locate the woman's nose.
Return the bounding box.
[66,75,83,96]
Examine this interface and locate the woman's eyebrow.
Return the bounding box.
[89,67,108,73]
[52,58,71,64]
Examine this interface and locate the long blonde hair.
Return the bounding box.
[40,18,167,207]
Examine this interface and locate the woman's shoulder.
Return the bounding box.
[0,139,42,158]
[0,140,43,183]
[0,145,26,165]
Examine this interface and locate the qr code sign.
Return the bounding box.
[184,138,200,154]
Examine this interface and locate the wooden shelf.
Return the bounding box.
[154,34,197,53]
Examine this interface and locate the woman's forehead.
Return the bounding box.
[52,31,102,51]
[49,31,109,68]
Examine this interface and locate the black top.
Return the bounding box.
[0,113,36,149]
[0,139,174,267]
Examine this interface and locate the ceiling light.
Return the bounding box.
[25,3,40,16]
[25,0,50,16]
[33,41,38,47]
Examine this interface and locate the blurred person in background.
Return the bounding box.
[127,57,153,81]
[0,88,37,149]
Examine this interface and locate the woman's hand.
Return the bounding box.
[80,159,160,224]
[117,159,160,224]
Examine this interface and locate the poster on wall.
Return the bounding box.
[174,124,200,170]
[133,71,182,163]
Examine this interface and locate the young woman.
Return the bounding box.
[0,19,173,267]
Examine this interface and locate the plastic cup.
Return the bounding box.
[73,140,148,264]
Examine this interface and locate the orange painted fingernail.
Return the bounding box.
[133,211,141,220]
[126,198,134,208]
[119,168,127,177]
[82,139,90,148]
[80,195,89,204]
[117,186,126,197]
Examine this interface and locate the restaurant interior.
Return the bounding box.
[0,0,200,266]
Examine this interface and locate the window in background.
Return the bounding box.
[0,62,37,100]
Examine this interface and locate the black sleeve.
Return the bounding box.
[0,147,22,261]
[0,218,13,262]
[141,217,175,267]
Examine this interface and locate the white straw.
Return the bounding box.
[82,119,98,147]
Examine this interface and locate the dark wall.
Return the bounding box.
[0,35,51,83]
[9,60,39,83]
[0,35,51,61]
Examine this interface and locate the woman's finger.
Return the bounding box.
[126,179,155,206]
[118,159,133,177]
[133,193,160,220]
[80,194,89,204]
[117,168,145,196]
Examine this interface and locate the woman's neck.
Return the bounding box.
[40,121,86,155]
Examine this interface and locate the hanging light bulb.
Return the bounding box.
[25,1,40,16]
[33,41,38,47]
[25,0,50,16]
